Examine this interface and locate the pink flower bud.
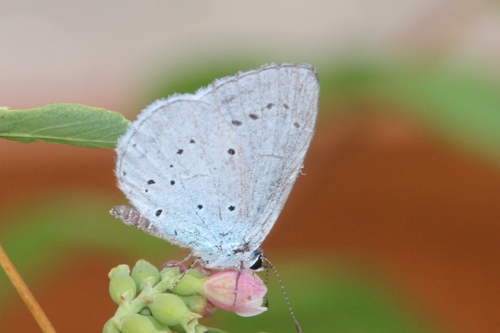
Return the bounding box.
[203,271,267,317]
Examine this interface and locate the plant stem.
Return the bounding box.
[0,244,57,333]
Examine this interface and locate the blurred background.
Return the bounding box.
[1,1,499,332]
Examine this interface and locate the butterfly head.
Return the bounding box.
[248,249,273,271]
[233,247,271,271]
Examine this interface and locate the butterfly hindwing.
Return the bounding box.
[116,99,247,254]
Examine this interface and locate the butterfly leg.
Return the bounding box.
[232,261,244,306]
[161,252,194,270]
[168,255,201,292]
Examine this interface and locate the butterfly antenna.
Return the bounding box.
[263,268,270,307]
[264,257,302,333]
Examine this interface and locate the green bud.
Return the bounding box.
[121,314,169,333]
[146,315,172,333]
[132,260,160,291]
[148,293,201,333]
[109,274,137,304]
[172,275,204,296]
[186,267,211,279]
[102,318,121,333]
[194,324,208,333]
[160,266,181,279]
[139,307,152,316]
[147,316,172,333]
[179,295,216,317]
[170,322,208,333]
[152,277,174,294]
[108,264,131,279]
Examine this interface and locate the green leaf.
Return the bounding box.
[0,103,130,148]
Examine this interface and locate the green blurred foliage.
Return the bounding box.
[321,60,500,164]
[0,196,171,299]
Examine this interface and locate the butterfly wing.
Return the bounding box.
[196,63,319,249]
[115,98,248,256]
[115,64,319,268]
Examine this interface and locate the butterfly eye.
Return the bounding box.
[250,255,263,270]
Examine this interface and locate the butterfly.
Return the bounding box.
[111,63,319,271]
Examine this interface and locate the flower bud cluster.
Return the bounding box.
[103,260,267,333]
[104,260,210,333]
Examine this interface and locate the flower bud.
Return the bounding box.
[108,265,137,304]
[186,266,212,279]
[148,293,202,333]
[172,274,205,296]
[160,266,181,282]
[179,295,216,317]
[131,260,160,291]
[203,271,267,317]
[102,318,121,333]
[108,264,131,279]
[170,322,208,333]
[120,314,171,333]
